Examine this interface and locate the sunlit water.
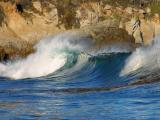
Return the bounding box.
[0,33,160,119]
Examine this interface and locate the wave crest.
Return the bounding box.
[0,32,132,79]
[120,36,160,77]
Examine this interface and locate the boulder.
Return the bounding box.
[75,19,136,49]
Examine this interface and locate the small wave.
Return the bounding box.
[120,36,160,77]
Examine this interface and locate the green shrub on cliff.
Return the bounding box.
[54,0,80,29]
[149,2,160,16]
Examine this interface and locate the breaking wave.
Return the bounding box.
[121,36,160,78]
[0,32,132,79]
[0,31,159,80]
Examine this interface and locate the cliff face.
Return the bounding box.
[0,0,160,59]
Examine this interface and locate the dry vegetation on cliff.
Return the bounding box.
[1,0,160,28]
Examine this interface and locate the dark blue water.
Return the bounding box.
[0,53,160,120]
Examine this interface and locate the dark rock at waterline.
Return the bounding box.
[0,45,34,62]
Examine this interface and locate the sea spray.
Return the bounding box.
[0,32,92,79]
[0,32,133,79]
[120,36,160,77]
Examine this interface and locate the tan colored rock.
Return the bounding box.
[0,1,64,44]
[104,5,112,10]
[140,20,154,45]
[125,19,142,44]
[153,14,160,23]
[125,18,154,45]
[125,7,133,14]
[0,17,136,58]
[155,23,160,36]
[80,20,135,49]
[146,7,151,14]
[151,20,160,37]
[33,1,42,12]
[0,0,160,54]
[139,9,146,14]
[77,2,101,27]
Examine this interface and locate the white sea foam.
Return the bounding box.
[0,32,92,79]
[120,36,160,77]
[0,31,134,79]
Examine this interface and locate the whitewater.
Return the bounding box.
[0,32,160,119]
[0,32,135,79]
[121,36,160,78]
[0,31,159,82]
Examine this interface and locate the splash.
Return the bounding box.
[0,32,93,79]
[0,31,133,79]
[120,36,160,77]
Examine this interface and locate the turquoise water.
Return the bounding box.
[0,53,160,120]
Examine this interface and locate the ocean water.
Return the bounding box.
[0,33,160,120]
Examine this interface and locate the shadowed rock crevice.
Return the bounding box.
[0,7,5,26]
[16,3,24,13]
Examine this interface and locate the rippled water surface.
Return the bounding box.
[0,54,160,120]
[0,33,160,119]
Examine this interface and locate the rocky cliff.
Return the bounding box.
[0,0,160,60]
